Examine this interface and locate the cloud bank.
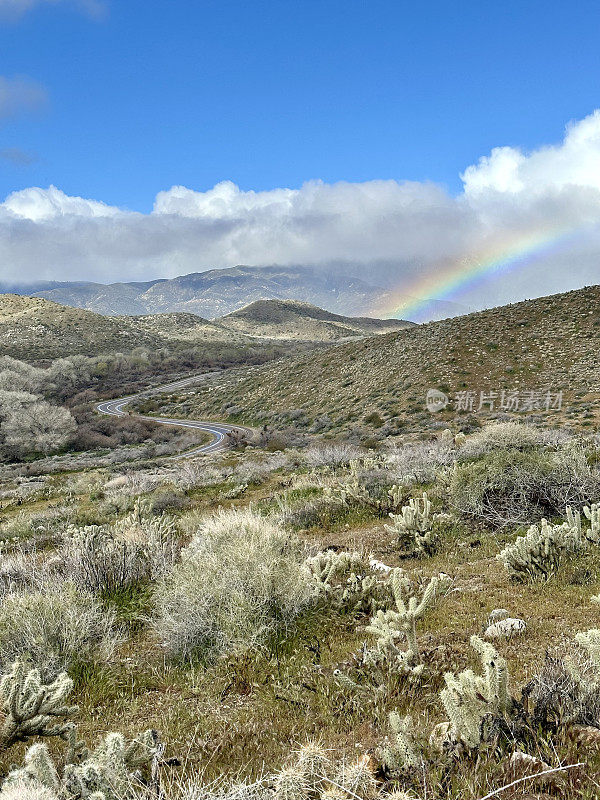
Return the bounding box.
[3,110,600,315]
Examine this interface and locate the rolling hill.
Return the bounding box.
[162,284,600,433]
[0,294,411,361]
[217,299,414,340]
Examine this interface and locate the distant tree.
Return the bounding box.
[0,390,76,457]
[0,357,48,394]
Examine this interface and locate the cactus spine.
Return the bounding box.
[440,635,512,749]
[385,493,440,556]
[365,569,451,671]
[0,661,77,752]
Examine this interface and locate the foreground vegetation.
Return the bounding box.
[2,421,600,798]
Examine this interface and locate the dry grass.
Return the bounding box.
[2,434,600,797]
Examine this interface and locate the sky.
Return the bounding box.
[2,0,600,319]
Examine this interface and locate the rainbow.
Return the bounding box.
[374,226,578,322]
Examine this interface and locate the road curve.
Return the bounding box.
[96,372,253,459]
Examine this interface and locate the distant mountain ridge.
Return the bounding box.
[0,266,468,321]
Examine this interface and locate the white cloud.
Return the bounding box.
[462,110,600,197]
[3,110,600,316]
[4,185,122,221]
[0,75,47,120]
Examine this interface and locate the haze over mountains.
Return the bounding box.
[0,266,470,322]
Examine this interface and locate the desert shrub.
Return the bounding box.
[303,442,364,468]
[0,507,72,545]
[0,585,118,678]
[523,646,600,731]
[449,446,600,525]
[153,508,310,660]
[255,426,305,451]
[278,495,352,530]
[231,453,291,485]
[0,545,56,597]
[62,511,180,596]
[386,439,455,484]
[457,421,543,460]
[151,488,189,513]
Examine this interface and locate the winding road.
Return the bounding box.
[96,372,253,459]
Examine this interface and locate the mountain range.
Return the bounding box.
[0,265,469,321]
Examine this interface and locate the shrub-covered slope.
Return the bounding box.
[217,299,414,340]
[174,284,600,431]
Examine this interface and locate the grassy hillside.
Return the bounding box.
[0,294,416,361]
[116,312,247,343]
[217,299,414,340]
[0,294,161,359]
[165,285,600,433]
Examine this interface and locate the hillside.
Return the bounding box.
[0,294,412,361]
[115,312,246,343]
[0,294,161,359]
[162,285,600,433]
[217,299,414,340]
[0,295,263,359]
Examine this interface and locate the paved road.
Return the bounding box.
[96,372,253,459]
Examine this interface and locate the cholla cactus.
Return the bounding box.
[64,512,179,594]
[303,550,366,594]
[273,766,308,800]
[583,503,600,543]
[385,493,440,556]
[0,777,59,800]
[295,742,330,789]
[0,661,77,752]
[334,755,377,798]
[5,729,157,800]
[323,459,404,515]
[364,569,451,673]
[575,629,600,668]
[496,517,583,582]
[440,635,512,749]
[303,550,391,614]
[380,712,421,773]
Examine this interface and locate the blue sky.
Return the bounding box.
[2,0,600,211]
[3,0,600,318]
